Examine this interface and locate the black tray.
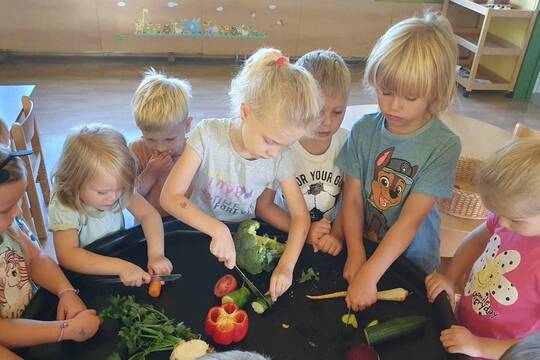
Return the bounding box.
[21,219,464,360]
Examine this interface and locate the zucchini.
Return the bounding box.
[221,287,250,308]
[363,315,427,345]
[251,296,273,314]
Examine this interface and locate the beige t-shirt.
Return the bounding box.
[0,223,34,319]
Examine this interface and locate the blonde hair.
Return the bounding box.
[477,138,540,218]
[296,49,351,100]
[53,124,136,215]
[0,118,9,147]
[132,68,192,132]
[0,148,26,238]
[365,12,457,114]
[229,47,321,130]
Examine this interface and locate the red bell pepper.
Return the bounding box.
[204,302,249,345]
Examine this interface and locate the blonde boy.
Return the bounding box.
[130,68,192,217]
[257,49,351,256]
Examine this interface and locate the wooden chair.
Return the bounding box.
[10,96,51,241]
[513,122,540,138]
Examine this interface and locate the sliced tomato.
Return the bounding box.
[214,274,238,298]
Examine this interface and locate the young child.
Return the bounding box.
[0,148,100,360]
[337,13,461,311]
[49,124,172,287]
[426,139,540,359]
[161,48,321,301]
[256,49,351,256]
[130,68,192,217]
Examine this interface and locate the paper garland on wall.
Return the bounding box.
[133,8,268,38]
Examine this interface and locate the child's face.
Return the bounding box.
[376,88,431,134]
[240,111,305,160]
[80,170,123,211]
[0,179,25,233]
[498,213,540,237]
[142,119,192,158]
[312,95,347,141]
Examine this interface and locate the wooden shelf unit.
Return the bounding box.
[443,0,538,96]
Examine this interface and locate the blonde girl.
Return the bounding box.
[337,13,461,311]
[0,148,100,360]
[161,47,321,301]
[50,124,172,287]
[426,139,540,359]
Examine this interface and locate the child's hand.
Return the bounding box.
[64,309,101,342]
[269,263,293,302]
[56,291,87,320]
[307,219,331,252]
[317,233,343,256]
[147,254,173,275]
[118,262,152,287]
[343,253,363,283]
[147,151,174,177]
[209,224,236,269]
[345,268,378,311]
[425,272,455,306]
[440,325,481,357]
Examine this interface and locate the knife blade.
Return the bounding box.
[234,266,271,306]
[93,273,182,284]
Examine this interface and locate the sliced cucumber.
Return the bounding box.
[221,287,250,308]
[251,295,273,314]
[363,315,427,345]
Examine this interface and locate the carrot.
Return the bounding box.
[148,279,162,298]
[306,288,409,301]
[306,291,346,300]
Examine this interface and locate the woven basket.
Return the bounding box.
[438,157,488,220]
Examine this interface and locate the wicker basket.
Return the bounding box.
[438,157,488,220]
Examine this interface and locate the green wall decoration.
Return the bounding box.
[513,4,540,100]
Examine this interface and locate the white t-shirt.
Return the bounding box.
[275,128,349,222]
[187,118,295,222]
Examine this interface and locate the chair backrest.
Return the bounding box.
[13,96,37,150]
[513,122,540,138]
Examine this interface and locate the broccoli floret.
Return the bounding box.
[234,219,285,275]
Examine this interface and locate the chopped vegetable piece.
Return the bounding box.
[148,279,162,298]
[222,286,251,308]
[366,319,379,328]
[347,344,380,360]
[341,313,358,329]
[298,267,320,283]
[170,339,209,360]
[251,296,273,314]
[234,219,285,275]
[214,274,238,298]
[306,287,408,301]
[363,315,427,345]
[204,302,249,345]
[281,323,290,329]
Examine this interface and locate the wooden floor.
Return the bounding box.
[1,55,540,175]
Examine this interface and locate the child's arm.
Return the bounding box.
[317,209,345,256]
[269,176,310,301]
[441,325,517,359]
[346,192,434,311]
[161,146,236,269]
[341,175,366,282]
[255,188,290,232]
[426,223,490,304]
[0,344,21,360]
[126,192,172,275]
[54,229,151,286]
[136,152,173,197]
[17,230,86,320]
[0,310,100,348]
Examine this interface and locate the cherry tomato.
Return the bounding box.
[214,274,238,298]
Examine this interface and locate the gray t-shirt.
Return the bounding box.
[188,118,295,222]
[336,112,461,273]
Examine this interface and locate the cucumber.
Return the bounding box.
[221,287,250,308]
[251,296,273,314]
[363,315,427,345]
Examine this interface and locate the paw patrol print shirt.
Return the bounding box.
[457,213,540,355]
[0,223,33,319]
[336,112,461,273]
